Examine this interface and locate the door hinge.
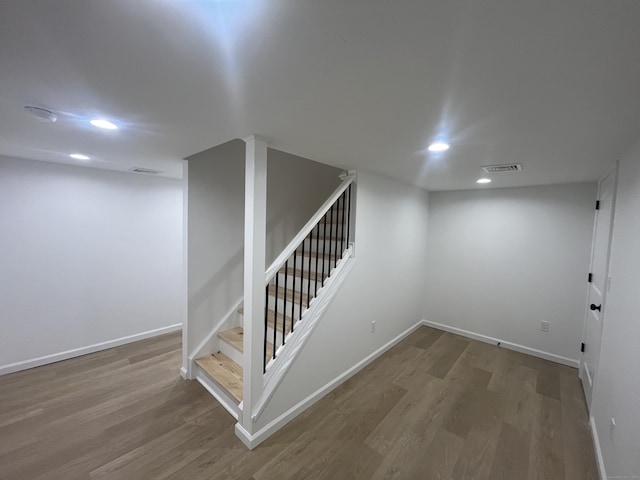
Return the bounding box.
[588,273,593,283]
[581,342,586,353]
[595,200,600,210]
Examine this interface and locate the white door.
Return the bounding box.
[580,170,617,408]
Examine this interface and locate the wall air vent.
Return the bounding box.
[130,167,163,175]
[481,164,523,173]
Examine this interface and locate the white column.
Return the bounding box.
[241,135,268,433]
[181,159,191,379]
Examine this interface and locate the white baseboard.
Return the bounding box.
[0,323,182,376]
[421,319,579,368]
[235,319,424,450]
[590,416,607,480]
[234,423,254,450]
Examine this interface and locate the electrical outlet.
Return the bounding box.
[540,321,550,332]
[610,418,616,441]
[371,321,376,333]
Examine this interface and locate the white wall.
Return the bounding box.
[0,155,184,373]
[254,170,430,430]
[591,144,640,478]
[186,140,342,359]
[265,148,343,265]
[424,183,596,364]
[187,141,245,359]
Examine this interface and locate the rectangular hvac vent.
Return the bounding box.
[481,164,523,173]
[130,167,163,175]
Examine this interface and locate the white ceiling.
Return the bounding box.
[2,0,640,190]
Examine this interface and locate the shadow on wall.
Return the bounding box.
[189,246,244,332]
[265,148,343,264]
[266,200,320,265]
[186,139,343,355]
[188,204,308,328]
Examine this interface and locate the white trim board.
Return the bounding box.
[590,416,607,480]
[194,367,241,421]
[181,159,190,379]
[0,323,182,376]
[234,319,424,450]
[421,319,579,368]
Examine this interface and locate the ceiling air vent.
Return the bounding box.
[481,163,523,173]
[130,167,163,175]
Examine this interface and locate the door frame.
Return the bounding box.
[579,164,619,409]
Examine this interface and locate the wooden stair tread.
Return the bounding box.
[195,352,243,402]
[238,307,297,331]
[267,285,309,304]
[305,236,341,242]
[266,308,293,328]
[278,266,332,280]
[217,327,244,351]
[296,249,338,261]
[217,327,274,359]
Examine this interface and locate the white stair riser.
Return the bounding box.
[266,320,306,350]
[218,337,243,365]
[236,298,310,320]
[278,272,327,294]
[301,238,345,254]
[328,221,348,230]
[307,223,347,237]
[322,222,346,233]
[284,256,335,275]
[267,297,306,320]
[276,249,350,292]
[235,312,298,348]
[265,326,286,349]
[275,274,325,295]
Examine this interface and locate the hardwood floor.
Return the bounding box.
[0,327,598,479]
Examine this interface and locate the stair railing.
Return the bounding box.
[263,171,355,371]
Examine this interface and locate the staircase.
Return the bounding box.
[191,171,355,438]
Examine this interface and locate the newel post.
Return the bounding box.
[240,135,267,436]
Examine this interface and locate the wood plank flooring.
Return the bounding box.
[0,327,598,479]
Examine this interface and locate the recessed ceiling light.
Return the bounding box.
[90,118,118,130]
[70,153,90,160]
[477,178,492,184]
[428,142,450,153]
